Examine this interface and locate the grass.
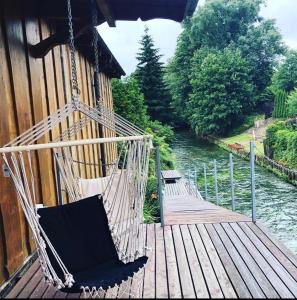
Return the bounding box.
[222,133,264,156]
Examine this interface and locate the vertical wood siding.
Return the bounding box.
[0,0,116,285]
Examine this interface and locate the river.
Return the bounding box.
[171,131,297,255]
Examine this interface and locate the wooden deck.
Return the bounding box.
[3,176,297,298]
[164,179,251,225]
[4,222,297,298]
[161,170,182,181]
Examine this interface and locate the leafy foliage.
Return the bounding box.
[287,88,297,117]
[272,50,297,93]
[188,49,253,135]
[236,19,285,97]
[135,26,172,123]
[272,89,289,118]
[166,0,285,136]
[112,75,176,223]
[265,120,297,169]
[165,19,194,126]
[112,77,149,128]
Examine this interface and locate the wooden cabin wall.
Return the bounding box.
[0,0,116,285]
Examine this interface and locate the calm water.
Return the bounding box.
[171,131,297,254]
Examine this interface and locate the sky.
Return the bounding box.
[98,0,297,75]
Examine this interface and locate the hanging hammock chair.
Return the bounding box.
[1,131,151,297]
[0,0,152,297]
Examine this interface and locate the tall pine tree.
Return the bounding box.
[135,26,172,123]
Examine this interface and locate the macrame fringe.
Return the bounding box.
[80,267,144,299]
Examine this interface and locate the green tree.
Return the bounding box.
[189,49,253,136]
[189,0,262,49]
[166,0,284,130]
[236,19,285,97]
[135,27,172,123]
[272,50,297,93]
[165,19,194,126]
[166,0,263,123]
[112,77,148,128]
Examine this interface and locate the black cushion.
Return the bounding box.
[38,194,147,292]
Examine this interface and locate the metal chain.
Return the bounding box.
[92,0,99,75]
[91,0,101,108]
[67,0,79,97]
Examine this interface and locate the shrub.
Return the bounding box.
[264,121,297,169]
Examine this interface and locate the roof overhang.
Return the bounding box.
[36,0,198,25]
[98,0,198,26]
[30,0,198,78]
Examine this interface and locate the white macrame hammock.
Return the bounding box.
[0,96,152,296]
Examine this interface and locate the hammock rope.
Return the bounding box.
[2,134,151,290]
[0,0,152,295]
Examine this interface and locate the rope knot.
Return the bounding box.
[65,273,75,288]
[72,95,80,110]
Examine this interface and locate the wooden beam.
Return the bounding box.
[29,24,90,58]
[96,0,116,27]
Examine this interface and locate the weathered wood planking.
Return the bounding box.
[161,170,182,180]
[163,181,250,225]
[0,0,117,284]
[5,222,297,299]
[0,0,24,281]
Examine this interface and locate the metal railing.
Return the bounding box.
[185,142,257,223]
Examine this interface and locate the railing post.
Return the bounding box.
[229,153,235,211]
[204,163,208,200]
[156,147,164,227]
[214,159,219,205]
[250,141,256,223]
[188,169,191,194]
[194,167,198,197]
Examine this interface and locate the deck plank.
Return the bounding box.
[197,224,237,298]
[4,222,297,299]
[239,222,297,297]
[171,225,196,298]
[221,223,280,298]
[247,222,297,281]
[6,260,40,298]
[179,225,209,298]
[41,285,58,298]
[155,224,168,298]
[188,224,223,298]
[66,292,81,298]
[29,277,48,298]
[163,226,182,298]
[17,269,43,298]
[213,223,266,298]
[230,222,294,298]
[164,192,250,225]
[205,224,252,298]
[142,224,155,299]
[53,290,68,298]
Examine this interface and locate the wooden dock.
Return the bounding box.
[3,175,297,298]
[163,178,251,225]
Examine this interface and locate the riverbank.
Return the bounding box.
[208,135,297,187]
